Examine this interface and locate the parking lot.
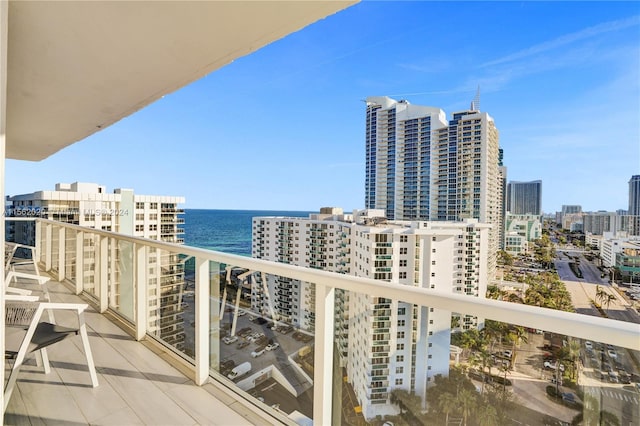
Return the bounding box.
[180,298,313,384]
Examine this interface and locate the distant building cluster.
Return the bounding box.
[254,95,503,419]
[561,175,640,285]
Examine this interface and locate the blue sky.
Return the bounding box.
[6,1,640,213]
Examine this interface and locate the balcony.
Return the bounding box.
[4,218,640,425]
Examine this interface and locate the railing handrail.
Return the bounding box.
[9,217,640,350]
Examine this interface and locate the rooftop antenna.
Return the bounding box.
[470,86,480,111]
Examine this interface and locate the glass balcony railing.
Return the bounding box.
[5,217,639,425]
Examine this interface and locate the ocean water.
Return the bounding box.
[183,209,311,256]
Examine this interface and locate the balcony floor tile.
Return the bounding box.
[4,277,274,425]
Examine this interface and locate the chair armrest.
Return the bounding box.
[37,302,89,314]
[6,271,49,285]
[5,287,33,296]
[5,294,40,302]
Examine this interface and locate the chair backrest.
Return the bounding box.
[5,242,19,270]
[5,300,39,327]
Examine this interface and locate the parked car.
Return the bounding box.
[503,350,513,358]
[251,346,266,358]
[266,342,280,351]
[584,341,593,351]
[227,362,251,380]
[222,335,238,345]
[544,361,565,371]
[236,341,250,349]
[607,349,617,359]
[561,393,577,405]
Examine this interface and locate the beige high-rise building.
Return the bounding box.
[431,109,501,274]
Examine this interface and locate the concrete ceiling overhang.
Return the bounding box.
[6,0,356,161]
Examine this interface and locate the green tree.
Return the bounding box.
[390,389,421,419]
[506,326,528,365]
[486,285,502,300]
[498,250,514,266]
[438,392,458,425]
[459,388,477,426]
[477,404,498,426]
[603,293,616,315]
[566,338,581,381]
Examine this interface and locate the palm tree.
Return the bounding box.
[507,326,528,365]
[566,338,581,381]
[458,389,477,426]
[438,392,457,425]
[477,404,498,426]
[603,293,616,315]
[595,285,606,306]
[497,361,512,393]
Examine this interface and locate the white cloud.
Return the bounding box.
[481,15,640,68]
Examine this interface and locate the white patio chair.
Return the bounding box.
[5,242,40,275]
[3,296,99,412]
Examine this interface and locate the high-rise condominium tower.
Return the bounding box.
[507,180,542,215]
[9,182,186,349]
[629,175,640,215]
[365,97,502,272]
[365,96,447,220]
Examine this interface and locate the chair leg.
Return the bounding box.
[40,348,51,374]
[78,314,99,387]
[3,347,28,412]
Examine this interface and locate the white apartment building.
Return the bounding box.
[251,207,350,331]
[8,182,186,349]
[252,208,490,420]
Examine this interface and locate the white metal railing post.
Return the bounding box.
[313,282,335,425]
[1,1,8,416]
[98,235,109,313]
[194,257,210,385]
[57,226,65,281]
[109,237,117,308]
[34,219,41,262]
[44,223,52,271]
[75,231,84,294]
[135,243,147,341]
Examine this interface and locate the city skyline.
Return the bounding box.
[5,2,639,213]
